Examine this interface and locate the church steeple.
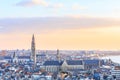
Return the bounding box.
[13,52,18,63]
[31,34,36,64]
[13,52,16,58]
[57,49,61,62]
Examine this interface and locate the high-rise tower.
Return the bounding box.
[31,34,36,64]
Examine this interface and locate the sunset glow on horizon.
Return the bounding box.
[0,26,120,50]
[0,0,120,50]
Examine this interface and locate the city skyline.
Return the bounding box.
[0,0,120,50]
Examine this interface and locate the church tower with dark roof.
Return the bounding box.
[57,49,61,62]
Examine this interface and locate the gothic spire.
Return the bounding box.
[31,34,36,64]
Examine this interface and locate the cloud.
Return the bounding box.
[0,17,120,34]
[50,3,63,8]
[72,3,87,10]
[0,26,3,29]
[16,0,89,11]
[0,26,6,34]
[16,0,63,8]
[16,0,49,7]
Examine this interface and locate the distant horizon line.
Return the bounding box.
[1,49,120,51]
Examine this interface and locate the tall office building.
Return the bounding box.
[31,34,36,64]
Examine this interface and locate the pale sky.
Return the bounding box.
[0,0,120,50]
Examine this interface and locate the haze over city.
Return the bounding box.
[0,0,120,50]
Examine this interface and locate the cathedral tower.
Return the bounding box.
[13,52,18,63]
[31,34,36,64]
[57,49,61,62]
